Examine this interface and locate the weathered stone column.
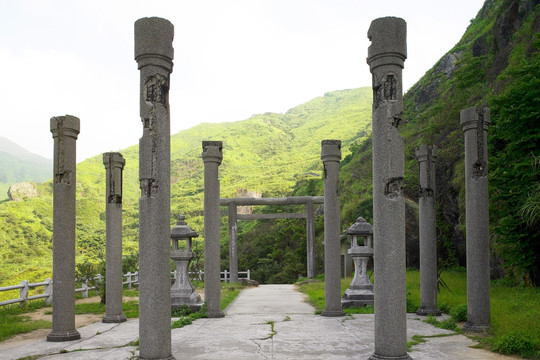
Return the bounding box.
[135,17,175,360]
[202,141,225,318]
[461,107,491,332]
[102,152,127,323]
[229,203,239,283]
[306,199,315,278]
[367,17,410,360]
[47,115,81,342]
[321,140,345,317]
[416,145,441,316]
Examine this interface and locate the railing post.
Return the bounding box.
[44,278,53,305]
[134,271,139,284]
[82,282,89,298]
[199,270,203,281]
[19,280,29,306]
[247,269,251,280]
[127,272,132,289]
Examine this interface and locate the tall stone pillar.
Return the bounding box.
[460,107,491,332]
[367,17,410,360]
[229,203,239,283]
[321,140,345,317]
[202,141,225,318]
[135,17,175,360]
[306,199,315,278]
[415,145,441,316]
[102,152,127,323]
[47,115,81,342]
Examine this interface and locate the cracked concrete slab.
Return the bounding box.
[0,284,514,359]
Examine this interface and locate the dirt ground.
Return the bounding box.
[1,296,106,347]
[1,290,205,348]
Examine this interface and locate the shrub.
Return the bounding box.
[439,318,458,331]
[492,332,535,357]
[450,304,467,322]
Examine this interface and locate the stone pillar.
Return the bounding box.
[461,107,491,332]
[306,199,315,278]
[229,203,239,283]
[102,152,127,323]
[367,17,410,360]
[47,115,81,342]
[202,141,225,318]
[321,140,345,317]
[135,17,175,360]
[416,145,441,316]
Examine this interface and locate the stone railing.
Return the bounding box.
[0,269,251,307]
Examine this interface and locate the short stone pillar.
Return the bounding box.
[102,152,127,323]
[342,217,374,307]
[202,141,225,318]
[47,115,81,342]
[460,107,491,332]
[416,145,441,316]
[170,215,203,311]
[367,17,411,360]
[321,140,345,317]
[229,203,239,283]
[135,17,175,360]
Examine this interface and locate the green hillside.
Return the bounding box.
[0,137,52,200]
[0,87,372,287]
[234,0,540,285]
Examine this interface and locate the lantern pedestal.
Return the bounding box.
[170,215,203,311]
[342,247,374,307]
[171,250,203,311]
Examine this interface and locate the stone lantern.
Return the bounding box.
[342,217,374,307]
[170,215,203,310]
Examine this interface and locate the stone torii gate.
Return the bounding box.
[220,196,324,282]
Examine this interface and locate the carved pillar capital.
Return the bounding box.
[134,17,174,72]
[50,115,80,139]
[321,140,342,163]
[367,17,407,70]
[202,141,223,164]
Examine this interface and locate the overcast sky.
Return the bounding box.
[1,0,485,161]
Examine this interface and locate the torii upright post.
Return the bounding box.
[367,17,410,360]
[461,107,491,333]
[47,115,81,342]
[306,198,315,278]
[229,203,239,283]
[135,17,175,360]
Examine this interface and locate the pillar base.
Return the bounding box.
[139,356,176,360]
[102,314,127,323]
[416,307,441,316]
[369,353,412,360]
[46,329,81,342]
[463,322,491,333]
[207,310,225,318]
[342,299,374,308]
[321,309,345,317]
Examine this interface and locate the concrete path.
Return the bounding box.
[0,284,512,359]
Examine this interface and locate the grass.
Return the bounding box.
[0,282,249,342]
[0,300,51,341]
[297,270,540,359]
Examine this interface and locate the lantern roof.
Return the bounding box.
[344,217,373,236]
[171,214,199,239]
